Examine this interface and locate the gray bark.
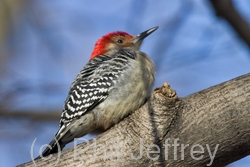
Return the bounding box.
[18,73,250,167]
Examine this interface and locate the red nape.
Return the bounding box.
[89,31,133,60]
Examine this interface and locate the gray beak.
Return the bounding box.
[132,26,159,44]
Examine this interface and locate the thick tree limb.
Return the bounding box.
[18,73,250,167]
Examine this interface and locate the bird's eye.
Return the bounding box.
[117,39,123,43]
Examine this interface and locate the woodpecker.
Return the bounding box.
[39,26,158,158]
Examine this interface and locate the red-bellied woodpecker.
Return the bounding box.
[39,26,158,158]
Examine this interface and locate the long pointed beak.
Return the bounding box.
[132,26,159,44]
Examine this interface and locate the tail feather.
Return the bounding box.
[35,137,65,160]
[34,119,91,160]
[34,124,70,160]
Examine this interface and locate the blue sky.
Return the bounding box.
[0,0,249,166]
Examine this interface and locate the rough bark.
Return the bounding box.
[18,72,250,167]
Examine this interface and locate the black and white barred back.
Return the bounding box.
[60,49,136,126]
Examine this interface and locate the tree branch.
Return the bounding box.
[18,73,250,167]
[0,110,60,121]
[210,0,250,48]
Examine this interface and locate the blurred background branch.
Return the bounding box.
[0,0,26,66]
[210,0,250,48]
[0,109,59,121]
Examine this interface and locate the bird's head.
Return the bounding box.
[90,26,158,60]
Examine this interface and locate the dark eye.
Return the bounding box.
[117,39,123,43]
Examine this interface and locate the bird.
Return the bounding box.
[38,26,158,158]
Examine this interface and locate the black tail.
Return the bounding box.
[35,138,65,160]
